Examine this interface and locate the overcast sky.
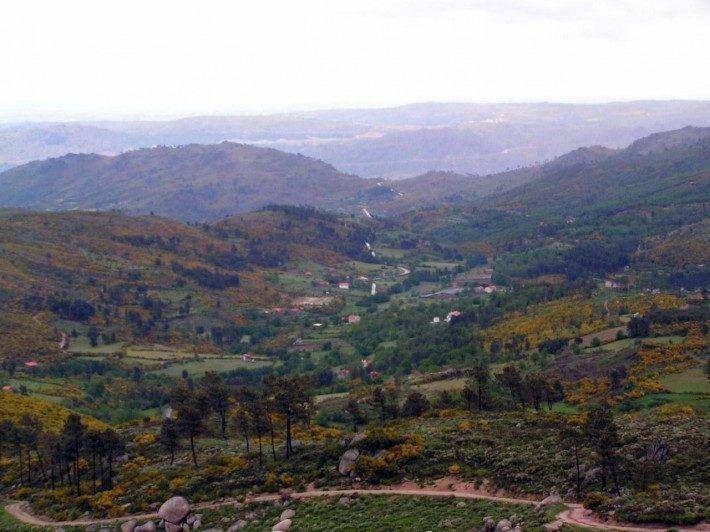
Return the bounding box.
[1,0,709,120]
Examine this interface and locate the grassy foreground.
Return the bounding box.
[1,496,567,532]
[184,495,563,532]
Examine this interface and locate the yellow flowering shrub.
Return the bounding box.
[484,296,607,354]
[0,392,108,433]
[92,486,125,512]
[133,433,157,446]
[659,404,696,419]
[122,456,150,478]
[168,477,188,491]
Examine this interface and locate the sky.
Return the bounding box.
[1,0,709,121]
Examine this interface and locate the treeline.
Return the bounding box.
[171,261,239,290]
[112,233,181,253]
[333,363,564,430]
[0,415,123,496]
[162,372,313,467]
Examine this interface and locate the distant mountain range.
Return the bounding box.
[1,100,709,179]
[1,126,708,222]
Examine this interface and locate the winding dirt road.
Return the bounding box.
[5,486,709,530]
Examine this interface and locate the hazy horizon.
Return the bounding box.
[2,0,708,123]
[1,97,709,124]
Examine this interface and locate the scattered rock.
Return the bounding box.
[349,433,367,447]
[495,518,512,532]
[538,492,563,507]
[121,520,138,532]
[158,496,191,526]
[272,518,292,531]
[481,516,495,532]
[543,520,563,532]
[221,517,232,524]
[227,520,247,531]
[373,449,388,460]
[280,509,296,520]
[456,501,466,508]
[86,525,98,532]
[134,522,157,532]
[339,496,352,507]
[584,467,602,484]
[338,449,360,475]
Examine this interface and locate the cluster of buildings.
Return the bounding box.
[431,310,462,324]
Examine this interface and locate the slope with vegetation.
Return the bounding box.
[0,143,375,221]
[0,127,707,529]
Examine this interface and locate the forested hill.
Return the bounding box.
[400,126,710,239]
[395,127,709,284]
[0,142,376,221]
[494,126,710,217]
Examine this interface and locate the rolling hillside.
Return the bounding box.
[0,206,375,362]
[0,143,376,221]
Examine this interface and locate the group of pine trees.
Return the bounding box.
[0,414,123,496]
[339,363,564,431]
[160,372,313,467]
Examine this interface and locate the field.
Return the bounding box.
[580,326,626,347]
[412,377,467,394]
[660,367,708,394]
[67,336,125,354]
[150,357,273,377]
[585,335,684,353]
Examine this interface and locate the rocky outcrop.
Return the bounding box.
[338,449,360,475]
[536,488,563,508]
[481,516,496,532]
[494,518,512,532]
[121,520,137,532]
[543,520,563,532]
[272,518,292,531]
[158,496,191,532]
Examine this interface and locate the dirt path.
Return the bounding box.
[557,506,710,532]
[5,487,709,530]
